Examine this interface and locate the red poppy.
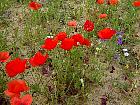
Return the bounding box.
[99,13,107,18]
[67,20,77,27]
[4,90,20,98]
[28,1,42,10]
[96,0,104,4]
[41,38,58,50]
[55,32,67,41]
[0,51,10,62]
[98,28,116,39]
[108,0,118,5]
[84,20,94,32]
[71,34,84,46]
[81,38,91,47]
[60,38,74,50]
[5,58,27,77]
[4,80,29,98]
[132,1,140,7]
[29,51,48,67]
[10,94,32,105]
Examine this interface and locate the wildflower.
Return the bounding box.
[5,58,27,77]
[117,37,123,45]
[71,34,84,46]
[60,38,74,50]
[122,48,128,52]
[99,13,107,18]
[29,51,48,67]
[100,95,107,105]
[0,51,10,63]
[125,64,129,69]
[124,52,129,57]
[96,0,104,4]
[132,1,140,7]
[55,32,67,41]
[28,1,42,10]
[10,94,32,105]
[108,0,118,5]
[4,80,29,98]
[84,20,94,32]
[113,54,120,60]
[81,38,91,47]
[117,31,124,45]
[80,79,84,87]
[67,20,77,27]
[96,47,102,51]
[97,28,116,39]
[116,31,124,35]
[46,36,54,38]
[41,38,58,50]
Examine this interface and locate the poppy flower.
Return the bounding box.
[84,20,94,32]
[41,38,58,50]
[99,13,107,18]
[28,1,42,10]
[71,34,84,46]
[4,80,29,98]
[0,51,10,62]
[108,0,118,5]
[81,38,91,47]
[132,1,140,7]
[96,0,104,4]
[29,51,48,67]
[60,38,74,50]
[5,58,27,77]
[67,20,77,27]
[10,94,32,105]
[98,28,116,39]
[4,90,20,98]
[55,32,67,41]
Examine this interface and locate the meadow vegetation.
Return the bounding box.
[0,0,140,105]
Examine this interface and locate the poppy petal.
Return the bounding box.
[0,51,10,62]
[60,38,74,50]
[10,97,21,105]
[7,80,29,94]
[29,51,48,67]
[98,28,116,39]
[21,94,33,105]
[55,32,67,41]
[28,1,42,10]
[10,94,32,105]
[71,34,84,46]
[99,14,107,18]
[5,58,27,77]
[132,1,140,7]
[67,20,77,27]
[96,0,104,4]
[108,0,118,5]
[84,20,94,32]
[81,38,91,47]
[4,90,20,98]
[41,38,58,50]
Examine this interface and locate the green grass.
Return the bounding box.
[0,0,140,105]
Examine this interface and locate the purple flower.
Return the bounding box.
[117,37,123,45]
[116,31,124,35]
[101,95,107,105]
[113,54,120,60]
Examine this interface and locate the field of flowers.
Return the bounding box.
[0,0,140,105]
